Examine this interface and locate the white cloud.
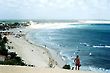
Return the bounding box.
[0,0,110,19]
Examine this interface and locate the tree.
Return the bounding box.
[9,52,17,59]
[0,36,8,56]
[0,34,2,42]
[2,36,8,43]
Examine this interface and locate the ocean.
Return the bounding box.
[26,23,110,73]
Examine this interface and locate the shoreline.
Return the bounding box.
[24,27,66,68]
[7,25,66,68]
[7,35,49,67]
[4,22,101,73]
[24,33,66,68]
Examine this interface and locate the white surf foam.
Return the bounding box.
[28,21,90,29]
[84,20,110,24]
[93,45,110,48]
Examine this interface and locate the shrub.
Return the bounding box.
[63,64,71,69]
[9,52,17,59]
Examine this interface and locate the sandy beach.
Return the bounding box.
[7,35,49,67]
[0,65,99,73]
[3,22,101,73]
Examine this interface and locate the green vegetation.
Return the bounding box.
[63,65,71,70]
[0,56,26,66]
[0,34,26,66]
[0,21,30,30]
[0,35,8,56]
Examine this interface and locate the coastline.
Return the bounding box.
[7,34,49,67]
[7,25,66,68]
[25,34,66,68]
[25,32,66,68]
[5,22,101,73]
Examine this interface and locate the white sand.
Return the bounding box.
[8,35,49,67]
[7,25,66,68]
[0,65,99,73]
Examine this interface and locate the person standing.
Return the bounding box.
[74,55,81,70]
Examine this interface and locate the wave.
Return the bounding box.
[81,66,110,73]
[93,45,110,48]
[80,42,110,49]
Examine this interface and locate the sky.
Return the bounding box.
[0,0,110,20]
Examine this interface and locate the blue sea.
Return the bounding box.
[27,23,110,73]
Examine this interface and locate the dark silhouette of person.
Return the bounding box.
[74,55,81,70]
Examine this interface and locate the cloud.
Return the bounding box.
[0,0,110,19]
[0,0,109,10]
